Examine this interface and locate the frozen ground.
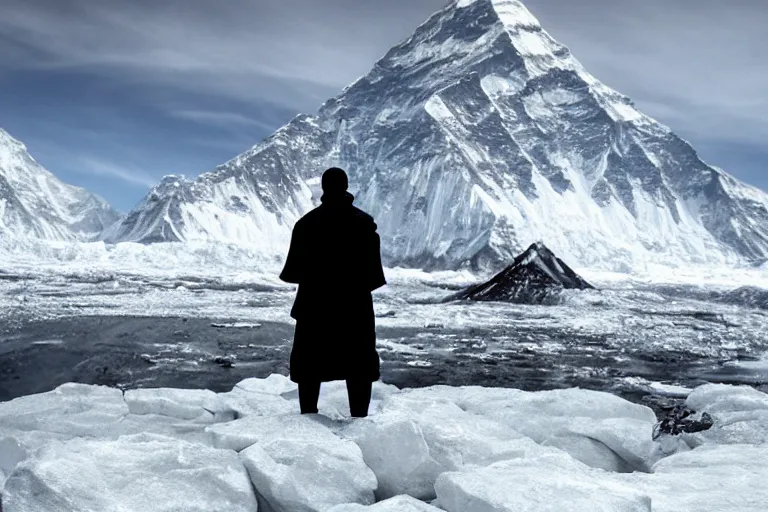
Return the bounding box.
[1,374,767,511]
[1,256,767,404]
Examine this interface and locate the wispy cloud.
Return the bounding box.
[0,0,440,111]
[76,156,157,188]
[172,110,278,131]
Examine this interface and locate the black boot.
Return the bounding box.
[298,382,320,414]
[347,380,372,418]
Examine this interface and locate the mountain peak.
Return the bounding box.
[0,127,120,242]
[152,175,190,195]
[106,0,768,270]
[525,241,550,254]
[0,127,19,144]
[518,241,555,265]
[451,242,594,303]
[465,0,542,29]
[0,128,31,168]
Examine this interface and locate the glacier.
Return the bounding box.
[0,128,119,242]
[1,374,767,511]
[100,0,768,273]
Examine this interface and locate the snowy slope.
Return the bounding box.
[106,0,768,272]
[0,128,119,242]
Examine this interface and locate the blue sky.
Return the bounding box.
[1,0,766,212]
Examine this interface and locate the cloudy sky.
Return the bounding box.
[1,0,766,211]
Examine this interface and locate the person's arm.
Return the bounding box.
[280,223,304,284]
[368,223,386,292]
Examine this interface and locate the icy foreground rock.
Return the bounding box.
[209,415,377,512]
[104,0,768,271]
[682,383,768,445]
[435,453,653,512]
[3,434,257,512]
[0,374,767,511]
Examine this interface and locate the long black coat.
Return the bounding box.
[279,192,386,383]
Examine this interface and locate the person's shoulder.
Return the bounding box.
[350,205,374,221]
[295,206,323,226]
[350,206,376,227]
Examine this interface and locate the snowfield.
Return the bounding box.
[1,374,767,511]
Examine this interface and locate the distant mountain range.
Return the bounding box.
[0,128,118,242]
[4,0,768,272]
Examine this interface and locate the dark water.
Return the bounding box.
[1,315,766,405]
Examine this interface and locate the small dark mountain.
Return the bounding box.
[449,242,594,304]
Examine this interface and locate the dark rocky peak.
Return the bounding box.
[451,242,594,303]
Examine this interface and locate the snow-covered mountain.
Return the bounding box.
[105,0,768,272]
[0,128,119,242]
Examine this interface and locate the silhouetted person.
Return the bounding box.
[279,167,386,417]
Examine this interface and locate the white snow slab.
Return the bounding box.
[620,377,692,398]
[0,383,127,437]
[686,383,768,414]
[2,433,258,512]
[435,453,652,512]
[0,438,27,488]
[208,414,377,512]
[328,495,444,511]
[124,387,236,422]
[343,411,442,501]
[542,433,634,473]
[623,444,768,512]
[213,375,298,418]
[374,386,657,472]
[683,383,768,445]
[345,395,550,500]
[235,374,298,395]
[0,430,75,488]
[565,416,656,471]
[0,382,279,481]
[108,413,224,445]
[217,387,297,418]
[463,386,658,470]
[452,385,656,423]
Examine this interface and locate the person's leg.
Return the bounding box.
[346,379,373,418]
[298,381,321,414]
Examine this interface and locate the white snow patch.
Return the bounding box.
[211,322,262,329]
[329,495,443,511]
[491,0,542,29]
[621,377,693,398]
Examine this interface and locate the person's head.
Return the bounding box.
[321,167,348,195]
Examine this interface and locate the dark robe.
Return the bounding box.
[279,191,386,383]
